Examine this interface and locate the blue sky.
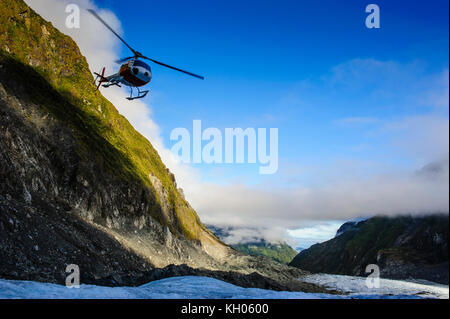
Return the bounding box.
[27,0,449,248]
[92,0,448,179]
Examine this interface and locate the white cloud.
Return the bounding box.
[334,117,380,126]
[192,162,448,229]
[213,226,291,246]
[287,221,343,248]
[327,59,421,87]
[25,0,120,72]
[420,69,449,109]
[384,115,449,164]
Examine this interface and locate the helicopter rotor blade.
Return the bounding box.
[87,9,137,56]
[115,56,136,64]
[141,56,204,80]
[88,9,204,80]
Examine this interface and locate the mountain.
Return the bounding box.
[0,0,232,283]
[335,218,368,237]
[289,215,449,284]
[232,242,298,265]
[0,0,327,293]
[208,225,297,264]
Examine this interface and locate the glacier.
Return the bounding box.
[303,274,449,299]
[0,275,448,299]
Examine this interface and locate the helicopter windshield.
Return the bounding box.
[133,59,151,71]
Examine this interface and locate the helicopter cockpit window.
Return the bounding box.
[133,67,139,75]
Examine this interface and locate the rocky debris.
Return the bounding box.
[0,193,155,286]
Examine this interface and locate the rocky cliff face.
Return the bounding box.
[0,0,232,282]
[290,215,449,284]
[0,0,324,292]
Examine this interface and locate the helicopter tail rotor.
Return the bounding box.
[94,67,106,90]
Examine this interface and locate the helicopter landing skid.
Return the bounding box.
[127,86,149,100]
[102,82,121,88]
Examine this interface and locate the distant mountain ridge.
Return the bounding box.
[208,225,298,264]
[335,218,368,237]
[290,215,449,284]
[232,242,298,265]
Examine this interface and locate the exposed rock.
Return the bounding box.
[290,215,449,284]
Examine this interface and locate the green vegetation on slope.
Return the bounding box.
[0,0,206,240]
[207,225,298,264]
[233,242,298,264]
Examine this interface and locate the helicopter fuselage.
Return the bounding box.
[94,59,152,100]
[118,59,152,87]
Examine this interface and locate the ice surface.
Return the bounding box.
[302,274,449,299]
[0,275,447,299]
[0,276,332,299]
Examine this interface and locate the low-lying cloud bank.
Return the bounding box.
[26,0,449,245]
[193,160,448,227]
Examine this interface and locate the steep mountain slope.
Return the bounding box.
[0,0,231,280]
[289,215,449,284]
[0,0,326,292]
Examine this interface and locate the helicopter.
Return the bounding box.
[88,9,204,100]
